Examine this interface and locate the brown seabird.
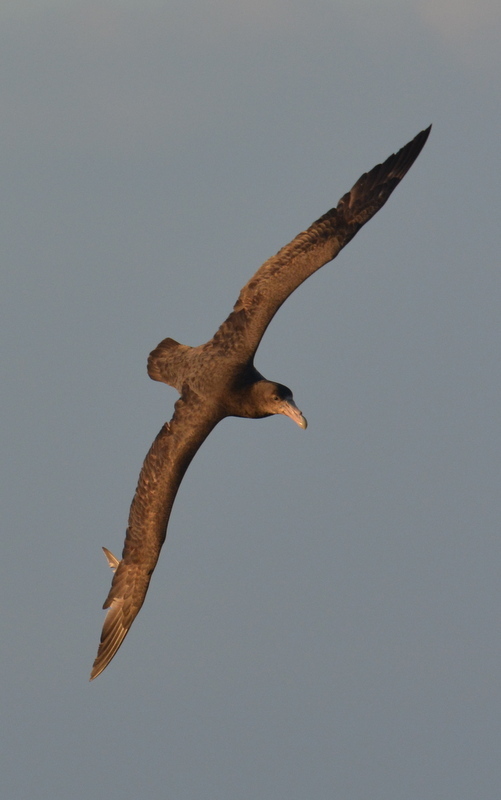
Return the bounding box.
[90,126,431,679]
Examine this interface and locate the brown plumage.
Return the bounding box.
[90,126,431,679]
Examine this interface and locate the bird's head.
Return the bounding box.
[250,381,307,429]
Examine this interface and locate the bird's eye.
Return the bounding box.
[272,395,279,402]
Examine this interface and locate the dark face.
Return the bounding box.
[256,381,308,429]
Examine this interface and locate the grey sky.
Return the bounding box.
[2,2,500,798]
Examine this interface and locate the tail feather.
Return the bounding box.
[147,337,192,390]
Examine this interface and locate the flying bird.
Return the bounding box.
[90,126,430,679]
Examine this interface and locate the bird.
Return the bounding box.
[90,126,431,680]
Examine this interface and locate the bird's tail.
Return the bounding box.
[147,337,192,391]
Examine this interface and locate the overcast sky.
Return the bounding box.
[2,2,500,798]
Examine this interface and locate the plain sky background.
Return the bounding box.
[2,1,500,798]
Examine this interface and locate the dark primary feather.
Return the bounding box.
[91,127,430,679]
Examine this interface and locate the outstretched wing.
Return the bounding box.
[214,126,430,359]
[90,389,221,680]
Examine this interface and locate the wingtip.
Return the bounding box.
[89,660,107,681]
[90,549,124,680]
[392,124,432,175]
[416,124,432,147]
[90,599,129,681]
[89,664,104,681]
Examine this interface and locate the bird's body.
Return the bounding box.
[91,127,430,679]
